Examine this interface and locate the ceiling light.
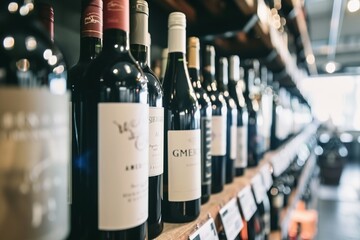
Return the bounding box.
[306,54,315,64]
[347,0,360,13]
[325,61,336,74]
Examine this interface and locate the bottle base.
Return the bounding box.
[235,168,245,176]
[148,218,163,239]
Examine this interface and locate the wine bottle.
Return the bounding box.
[244,65,258,167]
[67,1,102,239]
[81,0,149,239]
[160,48,168,83]
[187,37,212,204]
[162,12,201,223]
[252,60,265,163]
[228,57,248,176]
[130,0,164,238]
[202,45,227,193]
[217,57,237,184]
[269,182,285,231]
[0,1,69,239]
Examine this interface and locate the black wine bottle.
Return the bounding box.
[228,57,248,176]
[67,1,102,239]
[202,45,227,193]
[187,37,212,204]
[0,1,69,239]
[130,0,164,238]
[162,12,201,223]
[81,0,148,239]
[217,57,237,184]
[244,65,259,167]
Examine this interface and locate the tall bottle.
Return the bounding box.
[130,0,164,238]
[67,1,102,238]
[244,65,259,167]
[252,60,265,162]
[202,45,227,193]
[228,57,248,176]
[0,1,69,239]
[260,66,273,153]
[81,0,149,239]
[162,12,201,223]
[187,37,212,204]
[217,57,238,184]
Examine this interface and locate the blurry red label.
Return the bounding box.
[104,0,129,32]
[82,5,103,38]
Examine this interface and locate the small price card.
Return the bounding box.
[260,163,273,191]
[219,198,243,240]
[189,217,219,240]
[251,173,267,204]
[238,185,257,221]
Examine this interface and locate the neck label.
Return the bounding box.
[82,3,103,38]
[104,0,129,32]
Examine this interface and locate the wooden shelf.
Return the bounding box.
[156,123,319,240]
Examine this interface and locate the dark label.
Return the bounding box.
[201,117,211,185]
[104,0,129,31]
[82,2,103,38]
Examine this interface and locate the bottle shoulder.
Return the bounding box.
[82,49,146,91]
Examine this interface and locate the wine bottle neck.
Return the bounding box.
[79,0,102,61]
[131,44,148,67]
[103,29,129,52]
[79,37,102,61]
[37,3,54,41]
[168,27,186,53]
[218,58,228,92]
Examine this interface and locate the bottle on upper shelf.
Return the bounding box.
[80,0,149,238]
[227,56,248,176]
[217,57,238,184]
[162,12,201,223]
[202,45,227,193]
[260,66,273,153]
[187,37,212,204]
[0,1,69,239]
[67,1,102,238]
[130,0,164,238]
[243,61,259,168]
[252,60,265,162]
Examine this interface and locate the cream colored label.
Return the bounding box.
[149,107,164,177]
[98,103,148,230]
[168,130,201,201]
[211,116,226,156]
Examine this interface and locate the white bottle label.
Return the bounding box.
[211,116,226,156]
[98,103,149,230]
[235,126,248,168]
[219,198,243,240]
[0,88,69,240]
[168,130,201,201]
[238,186,257,221]
[149,107,164,177]
[189,217,219,240]
[230,124,237,160]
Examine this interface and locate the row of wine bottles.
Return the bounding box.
[0,0,313,239]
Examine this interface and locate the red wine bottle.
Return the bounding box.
[228,57,248,176]
[80,0,148,239]
[202,45,227,193]
[217,57,238,184]
[0,1,69,239]
[243,64,259,168]
[67,0,102,239]
[162,12,201,223]
[187,37,212,204]
[130,0,164,238]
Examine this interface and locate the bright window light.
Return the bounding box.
[347,0,360,13]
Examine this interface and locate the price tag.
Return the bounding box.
[251,173,267,204]
[260,164,273,191]
[189,217,219,240]
[219,198,243,240]
[238,186,257,221]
